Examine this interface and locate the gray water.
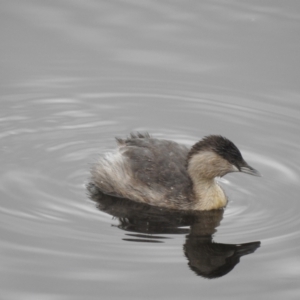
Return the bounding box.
[1,1,300,299]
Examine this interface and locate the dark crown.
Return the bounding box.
[188,135,244,166]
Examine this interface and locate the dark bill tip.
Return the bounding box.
[240,165,261,177]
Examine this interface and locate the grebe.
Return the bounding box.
[90,133,260,210]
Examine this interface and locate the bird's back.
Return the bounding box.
[91,133,194,209]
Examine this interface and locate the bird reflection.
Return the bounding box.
[87,183,260,279]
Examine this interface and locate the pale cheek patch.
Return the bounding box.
[231,165,239,172]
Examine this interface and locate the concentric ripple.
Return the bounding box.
[1,79,300,292]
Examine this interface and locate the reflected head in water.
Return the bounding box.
[184,237,260,279]
[90,133,260,211]
[87,184,260,279]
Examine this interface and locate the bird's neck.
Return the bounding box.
[192,179,227,210]
[187,151,228,210]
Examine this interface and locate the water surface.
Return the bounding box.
[1,1,300,299]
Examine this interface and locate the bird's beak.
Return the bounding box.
[240,163,261,177]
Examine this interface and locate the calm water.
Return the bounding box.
[1,1,300,299]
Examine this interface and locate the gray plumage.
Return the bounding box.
[90,133,259,211]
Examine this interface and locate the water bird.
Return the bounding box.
[90,133,260,210]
